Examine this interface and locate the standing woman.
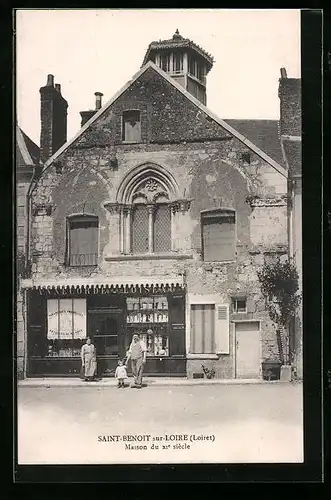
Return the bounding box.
[81,337,97,381]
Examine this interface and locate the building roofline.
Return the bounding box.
[42,61,287,179]
[16,126,35,166]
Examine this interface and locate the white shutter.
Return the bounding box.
[215,304,230,354]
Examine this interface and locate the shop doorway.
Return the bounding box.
[88,309,126,361]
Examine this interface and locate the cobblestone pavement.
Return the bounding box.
[17,382,303,464]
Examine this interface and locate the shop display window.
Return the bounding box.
[126,296,169,356]
[46,298,87,357]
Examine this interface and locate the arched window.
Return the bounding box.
[67,214,98,266]
[114,164,179,255]
[130,188,172,254]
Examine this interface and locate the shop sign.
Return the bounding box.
[47,299,86,339]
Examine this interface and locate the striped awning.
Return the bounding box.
[20,276,185,294]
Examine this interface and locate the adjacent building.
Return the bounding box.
[18,31,297,380]
[16,125,40,379]
[278,68,302,379]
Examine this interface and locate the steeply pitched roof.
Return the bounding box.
[224,119,284,166]
[42,61,287,179]
[16,126,40,167]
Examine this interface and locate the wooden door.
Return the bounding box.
[235,322,260,379]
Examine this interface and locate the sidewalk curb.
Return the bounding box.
[18,378,300,388]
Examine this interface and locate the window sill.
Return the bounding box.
[105,253,193,261]
[203,260,236,264]
[187,353,219,360]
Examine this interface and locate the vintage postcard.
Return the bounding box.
[15,8,303,466]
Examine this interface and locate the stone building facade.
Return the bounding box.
[19,32,291,379]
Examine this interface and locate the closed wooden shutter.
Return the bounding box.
[214,304,230,354]
[27,289,47,358]
[168,293,185,356]
[69,218,98,266]
[132,204,149,253]
[202,214,235,262]
[190,304,215,354]
[154,204,171,252]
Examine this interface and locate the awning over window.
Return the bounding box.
[20,276,185,294]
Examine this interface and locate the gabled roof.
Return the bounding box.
[16,126,40,167]
[224,119,284,166]
[43,60,287,179]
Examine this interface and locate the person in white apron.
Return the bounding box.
[81,337,97,381]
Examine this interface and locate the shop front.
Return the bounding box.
[24,279,186,377]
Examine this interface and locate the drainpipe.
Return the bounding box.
[280,136,292,260]
[25,163,42,267]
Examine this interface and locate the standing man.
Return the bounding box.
[126,333,147,388]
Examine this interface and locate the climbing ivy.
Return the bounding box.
[257,257,300,328]
[257,257,301,365]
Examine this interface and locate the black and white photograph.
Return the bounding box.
[15,8,303,465]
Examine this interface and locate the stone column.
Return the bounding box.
[147,204,155,253]
[124,205,132,254]
[119,206,124,254]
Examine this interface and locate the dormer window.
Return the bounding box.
[122,110,141,143]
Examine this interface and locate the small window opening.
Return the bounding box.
[122,110,141,143]
[241,152,251,165]
[232,298,247,313]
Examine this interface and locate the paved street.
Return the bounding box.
[18,382,303,464]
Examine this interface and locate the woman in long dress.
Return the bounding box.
[81,337,97,381]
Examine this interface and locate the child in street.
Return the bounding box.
[115,359,127,388]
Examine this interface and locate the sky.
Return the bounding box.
[16,9,301,146]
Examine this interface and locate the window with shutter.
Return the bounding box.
[68,215,98,266]
[122,110,141,143]
[215,304,230,354]
[201,210,236,262]
[190,304,215,354]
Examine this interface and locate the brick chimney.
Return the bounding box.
[278,67,301,136]
[40,74,68,163]
[80,92,104,127]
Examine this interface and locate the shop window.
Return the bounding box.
[67,215,98,267]
[122,110,141,143]
[201,209,236,262]
[126,296,169,356]
[190,303,229,354]
[232,297,247,313]
[47,298,87,357]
